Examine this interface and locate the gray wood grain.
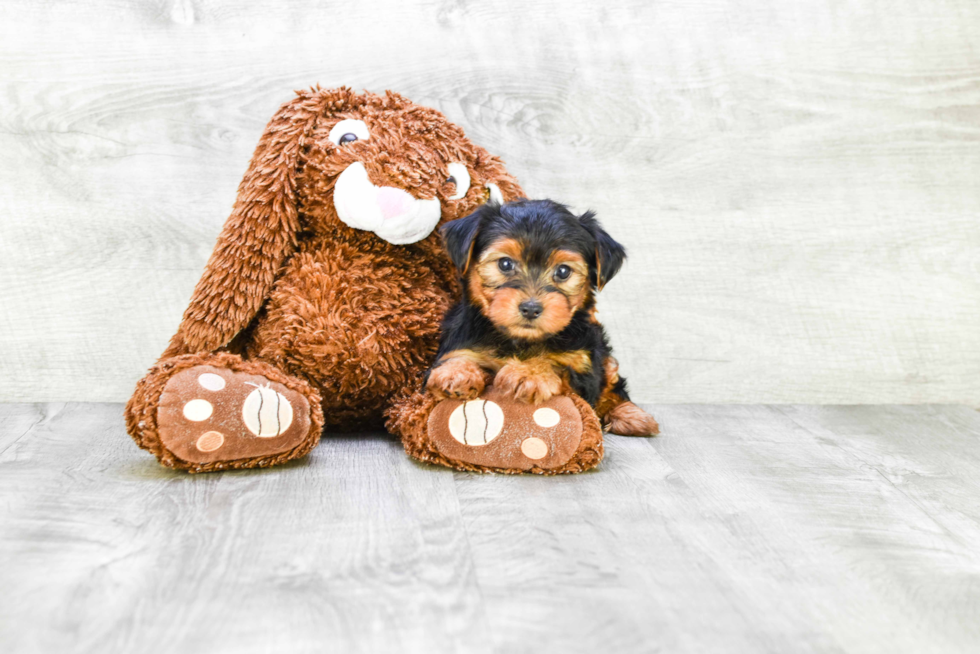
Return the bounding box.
[1,1,979,404]
[0,402,490,653]
[2,402,980,653]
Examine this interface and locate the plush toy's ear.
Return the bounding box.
[579,210,626,291]
[161,88,341,358]
[440,203,497,275]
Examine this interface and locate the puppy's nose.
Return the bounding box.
[519,299,543,320]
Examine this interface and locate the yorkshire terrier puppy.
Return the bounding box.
[425,199,659,436]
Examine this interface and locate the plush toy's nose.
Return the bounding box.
[519,299,543,320]
[376,186,414,221]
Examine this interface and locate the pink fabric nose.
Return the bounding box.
[376,187,413,220]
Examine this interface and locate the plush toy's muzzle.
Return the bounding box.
[333,161,442,244]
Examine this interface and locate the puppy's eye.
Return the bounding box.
[446,162,471,200]
[328,119,370,146]
[498,258,516,273]
[554,264,572,281]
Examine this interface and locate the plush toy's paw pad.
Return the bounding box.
[157,365,313,464]
[427,387,584,471]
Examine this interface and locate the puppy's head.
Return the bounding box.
[442,200,626,341]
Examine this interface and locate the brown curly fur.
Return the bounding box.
[389,389,603,475]
[126,87,524,466]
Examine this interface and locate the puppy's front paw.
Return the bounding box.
[427,359,486,401]
[494,361,562,404]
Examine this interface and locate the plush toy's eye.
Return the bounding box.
[498,257,516,273]
[328,119,370,146]
[554,265,572,281]
[446,162,471,200]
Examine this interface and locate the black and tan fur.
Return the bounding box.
[425,199,659,436]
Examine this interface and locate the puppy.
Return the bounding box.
[425,199,659,436]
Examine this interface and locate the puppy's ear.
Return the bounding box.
[579,210,626,291]
[162,87,353,358]
[441,202,497,274]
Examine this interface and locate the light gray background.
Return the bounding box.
[1,0,978,404]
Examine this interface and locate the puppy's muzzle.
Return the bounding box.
[333,162,441,245]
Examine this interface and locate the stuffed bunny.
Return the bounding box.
[126,86,605,474]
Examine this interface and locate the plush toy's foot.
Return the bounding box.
[392,386,603,474]
[157,365,315,465]
[126,353,324,473]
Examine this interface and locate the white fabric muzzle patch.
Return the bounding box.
[333,162,442,245]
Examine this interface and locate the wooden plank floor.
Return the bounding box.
[1,403,978,654]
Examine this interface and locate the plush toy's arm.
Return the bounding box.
[161,91,329,359]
